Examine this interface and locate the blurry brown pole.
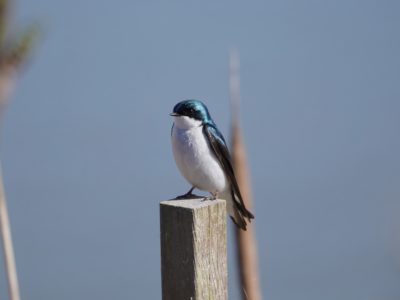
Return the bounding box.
[230,49,262,300]
[0,1,38,299]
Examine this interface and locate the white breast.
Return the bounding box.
[171,116,227,193]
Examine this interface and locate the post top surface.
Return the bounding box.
[160,198,225,210]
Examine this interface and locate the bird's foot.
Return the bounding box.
[173,193,203,200]
[201,193,218,202]
[172,187,203,200]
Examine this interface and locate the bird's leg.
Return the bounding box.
[202,192,218,201]
[173,187,203,200]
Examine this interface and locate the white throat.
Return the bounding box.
[172,116,202,130]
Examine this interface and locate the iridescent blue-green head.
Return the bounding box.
[171,100,213,124]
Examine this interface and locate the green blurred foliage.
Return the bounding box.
[0,0,38,69]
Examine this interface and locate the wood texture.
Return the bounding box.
[160,199,227,300]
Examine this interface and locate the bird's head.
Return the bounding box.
[170,100,212,127]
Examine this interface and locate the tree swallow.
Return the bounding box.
[170,99,254,230]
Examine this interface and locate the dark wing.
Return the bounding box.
[203,123,254,220]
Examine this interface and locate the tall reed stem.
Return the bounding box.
[0,165,20,300]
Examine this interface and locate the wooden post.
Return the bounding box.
[160,199,227,300]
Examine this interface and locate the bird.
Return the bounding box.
[170,99,254,230]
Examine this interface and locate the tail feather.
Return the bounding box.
[223,191,254,230]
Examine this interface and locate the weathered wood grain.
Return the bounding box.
[160,199,227,300]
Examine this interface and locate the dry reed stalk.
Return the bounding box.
[230,49,262,300]
[0,1,38,299]
[0,67,19,300]
[0,52,20,300]
[0,166,20,300]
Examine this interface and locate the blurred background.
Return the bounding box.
[0,0,399,299]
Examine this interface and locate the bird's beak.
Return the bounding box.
[170,112,180,117]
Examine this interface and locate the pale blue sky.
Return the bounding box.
[0,0,399,299]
